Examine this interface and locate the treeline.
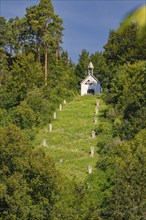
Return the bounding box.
[97,22,146,219]
[0,0,77,138]
[0,1,78,219]
[82,22,146,219]
[74,22,146,219]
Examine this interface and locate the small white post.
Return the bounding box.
[42,139,47,147]
[88,165,92,174]
[91,130,96,138]
[94,116,98,124]
[49,123,52,132]
[96,99,99,107]
[59,104,62,111]
[90,146,94,157]
[54,112,56,119]
[95,106,99,115]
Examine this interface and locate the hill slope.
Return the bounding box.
[35,95,107,181]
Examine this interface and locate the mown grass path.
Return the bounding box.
[35,95,107,182]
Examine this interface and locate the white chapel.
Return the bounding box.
[81,62,101,96]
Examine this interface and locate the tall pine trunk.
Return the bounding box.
[45,46,48,86]
[37,46,41,63]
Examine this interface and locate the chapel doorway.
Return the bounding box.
[87,89,95,95]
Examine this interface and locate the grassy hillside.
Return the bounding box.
[35,94,107,182]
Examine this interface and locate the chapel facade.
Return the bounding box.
[80,62,101,96]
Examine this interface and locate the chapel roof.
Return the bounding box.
[80,74,99,84]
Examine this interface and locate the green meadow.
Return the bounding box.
[35,94,107,182]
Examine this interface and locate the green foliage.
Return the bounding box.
[6,17,27,55]
[11,101,36,129]
[52,176,101,220]
[26,87,52,125]
[0,0,76,137]
[111,61,146,139]
[1,53,43,109]
[0,16,7,47]
[115,61,145,108]
[0,108,11,127]
[0,17,8,84]
[0,124,60,220]
[75,49,90,84]
[0,124,32,219]
[25,0,63,84]
[25,148,60,220]
[105,130,146,219]
[103,23,146,139]
[90,52,111,91]
[103,23,146,67]
[26,0,63,48]
[89,127,146,219]
[48,61,77,100]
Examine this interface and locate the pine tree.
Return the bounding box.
[26,0,63,86]
[75,49,90,87]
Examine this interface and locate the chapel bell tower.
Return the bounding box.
[88,62,94,75]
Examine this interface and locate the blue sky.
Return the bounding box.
[0,0,145,63]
